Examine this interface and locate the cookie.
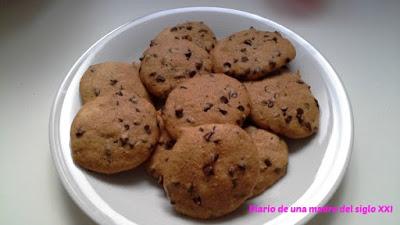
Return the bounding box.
[70,90,159,174]
[139,39,212,98]
[151,21,217,52]
[163,73,251,139]
[245,71,319,138]
[245,126,288,196]
[145,111,175,185]
[162,124,259,219]
[211,27,296,80]
[79,62,150,104]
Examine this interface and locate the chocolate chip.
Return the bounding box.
[118,118,123,123]
[115,90,123,96]
[285,115,292,123]
[139,56,144,61]
[233,58,238,63]
[243,39,252,46]
[203,126,216,142]
[149,72,156,77]
[144,125,151,134]
[135,108,141,113]
[220,96,229,104]
[179,86,188,89]
[262,99,274,108]
[170,27,177,32]
[203,103,213,112]
[165,140,176,150]
[174,75,186,80]
[192,196,202,206]
[186,26,192,30]
[285,58,291,63]
[184,51,192,60]
[195,62,203,70]
[119,137,129,146]
[134,122,141,126]
[305,122,312,131]
[203,164,214,176]
[240,48,246,53]
[155,75,165,83]
[110,79,118,86]
[213,139,221,144]
[75,128,85,138]
[272,37,277,43]
[124,124,130,130]
[296,108,304,123]
[274,167,281,174]
[241,56,249,62]
[264,159,272,167]
[186,118,194,124]
[189,70,196,77]
[199,127,204,132]
[269,61,276,69]
[237,105,245,111]
[223,62,231,69]
[94,88,100,97]
[89,68,95,73]
[237,163,246,171]
[175,108,184,118]
[149,40,156,47]
[219,108,228,115]
[296,80,305,84]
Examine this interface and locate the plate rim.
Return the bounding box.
[49,6,354,225]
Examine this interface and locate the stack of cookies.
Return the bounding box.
[70,21,320,219]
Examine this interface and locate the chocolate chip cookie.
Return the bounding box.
[245,126,288,196]
[211,27,296,80]
[71,90,159,174]
[80,62,150,104]
[139,39,212,98]
[245,71,319,138]
[151,21,217,52]
[162,124,259,219]
[163,73,251,139]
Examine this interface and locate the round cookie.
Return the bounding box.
[245,71,319,139]
[70,90,159,174]
[245,126,288,197]
[163,73,251,139]
[139,39,212,98]
[151,21,217,52]
[211,27,296,80]
[162,124,259,219]
[145,111,175,185]
[79,62,150,104]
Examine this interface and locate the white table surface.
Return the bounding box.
[1,0,399,224]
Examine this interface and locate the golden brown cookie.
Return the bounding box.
[245,126,288,196]
[211,27,296,80]
[139,39,212,98]
[163,73,251,139]
[151,21,217,52]
[245,71,319,138]
[79,62,150,104]
[162,124,259,219]
[70,90,159,174]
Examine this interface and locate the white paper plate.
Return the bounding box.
[49,7,353,225]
